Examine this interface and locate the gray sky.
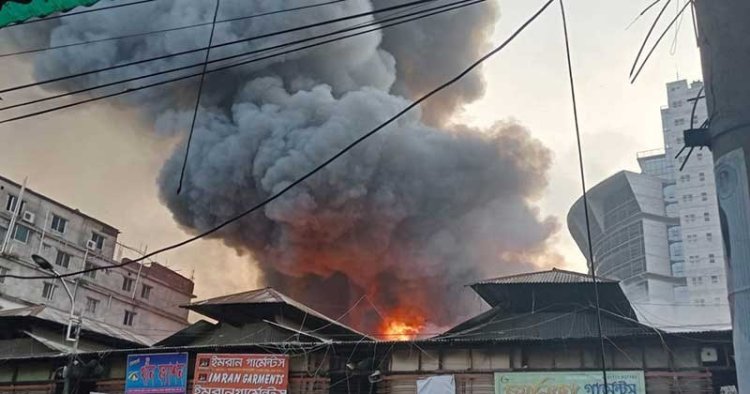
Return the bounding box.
[0,0,702,297]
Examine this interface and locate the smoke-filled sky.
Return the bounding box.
[0,0,702,334]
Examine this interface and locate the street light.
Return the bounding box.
[31,254,80,394]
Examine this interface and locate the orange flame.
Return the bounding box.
[379,307,426,341]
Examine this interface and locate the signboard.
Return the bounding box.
[0,0,102,28]
[193,354,289,394]
[125,353,189,394]
[494,371,646,394]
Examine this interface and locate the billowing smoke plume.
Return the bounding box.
[12,0,559,333]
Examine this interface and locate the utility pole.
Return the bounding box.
[693,1,750,392]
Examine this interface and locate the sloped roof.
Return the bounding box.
[157,319,326,348]
[474,268,616,285]
[185,287,371,339]
[0,305,152,346]
[438,305,656,342]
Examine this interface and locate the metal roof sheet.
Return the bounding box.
[473,268,617,285]
[0,305,153,346]
[186,287,370,339]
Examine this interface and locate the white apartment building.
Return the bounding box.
[0,175,194,342]
[569,80,730,331]
[660,80,727,308]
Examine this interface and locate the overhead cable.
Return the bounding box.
[559,0,609,388]
[0,0,347,59]
[0,0,482,123]
[0,0,554,281]
[0,0,438,95]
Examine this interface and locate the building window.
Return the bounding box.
[5,195,19,212]
[12,225,30,243]
[90,232,105,250]
[675,118,686,126]
[86,297,99,314]
[709,253,716,263]
[0,267,9,283]
[699,172,706,182]
[42,282,56,300]
[697,152,704,160]
[701,192,708,201]
[141,284,152,300]
[704,212,710,222]
[83,262,97,279]
[707,232,713,242]
[697,277,704,285]
[711,275,719,284]
[122,277,134,292]
[55,251,71,268]
[123,311,136,326]
[50,215,68,234]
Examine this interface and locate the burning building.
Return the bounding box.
[8,0,561,335]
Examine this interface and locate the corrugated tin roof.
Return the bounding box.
[0,305,153,346]
[438,306,654,341]
[473,268,617,285]
[186,287,370,339]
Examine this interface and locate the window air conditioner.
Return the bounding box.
[701,347,718,363]
[21,211,35,224]
[86,240,98,250]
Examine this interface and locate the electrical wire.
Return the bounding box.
[0,0,347,59]
[0,0,552,281]
[0,1,469,114]
[629,0,672,77]
[0,0,438,95]
[625,0,662,30]
[630,0,692,83]
[559,0,608,388]
[176,0,221,194]
[0,0,482,124]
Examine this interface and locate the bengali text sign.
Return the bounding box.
[193,354,289,394]
[125,353,188,394]
[494,371,646,394]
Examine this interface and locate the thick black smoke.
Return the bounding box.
[11,0,559,332]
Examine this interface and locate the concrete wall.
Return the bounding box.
[0,176,193,341]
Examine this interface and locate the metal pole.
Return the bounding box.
[693,1,750,391]
[51,267,78,394]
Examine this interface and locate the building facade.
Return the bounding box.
[568,80,730,330]
[0,175,194,342]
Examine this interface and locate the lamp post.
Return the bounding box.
[31,254,80,394]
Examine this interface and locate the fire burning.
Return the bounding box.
[379,307,426,341]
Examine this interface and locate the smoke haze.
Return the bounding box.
[5,0,560,333]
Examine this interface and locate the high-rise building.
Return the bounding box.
[568,80,730,330]
[0,175,194,342]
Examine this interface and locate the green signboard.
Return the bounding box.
[0,0,102,27]
[494,371,646,394]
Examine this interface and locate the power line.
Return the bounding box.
[630,0,692,83]
[0,0,347,59]
[0,0,481,123]
[629,0,672,77]
[176,0,221,194]
[0,0,553,281]
[2,0,160,28]
[0,0,438,95]
[559,0,609,389]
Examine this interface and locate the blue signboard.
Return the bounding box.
[125,353,189,394]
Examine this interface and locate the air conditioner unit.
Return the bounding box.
[86,240,98,250]
[701,346,718,363]
[21,211,35,224]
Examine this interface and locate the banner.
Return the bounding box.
[125,353,189,394]
[193,354,289,394]
[494,371,646,394]
[0,0,102,28]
